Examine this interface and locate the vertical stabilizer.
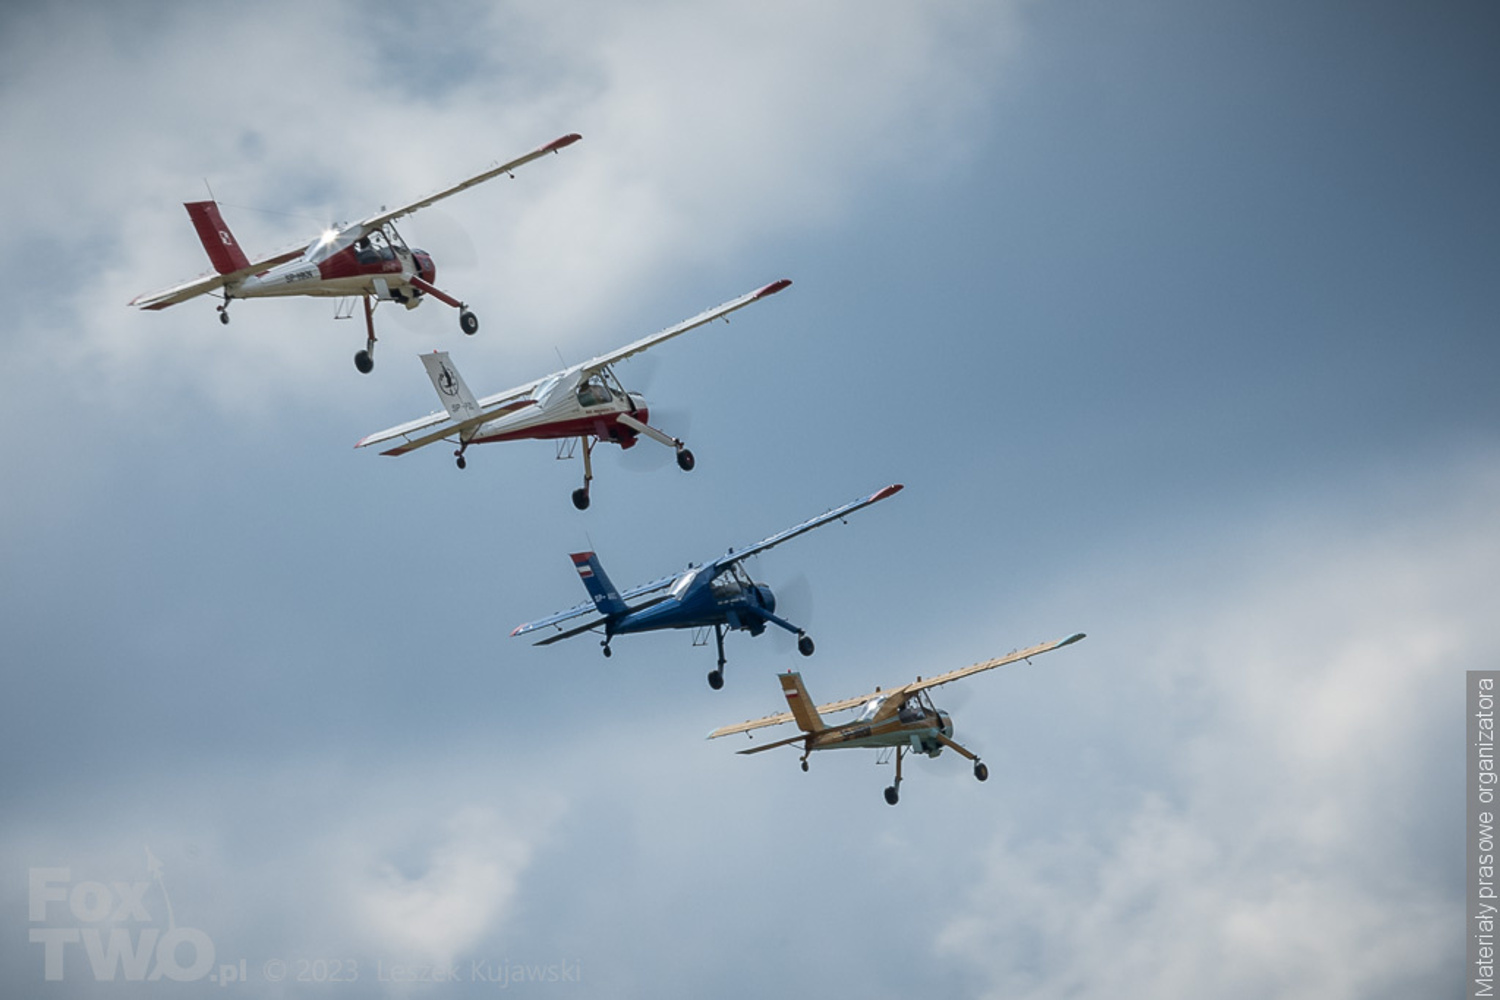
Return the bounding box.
[183,201,251,275]
[420,352,483,423]
[779,672,826,733]
[570,553,628,617]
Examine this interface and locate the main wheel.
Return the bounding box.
[707,669,724,690]
[571,488,590,511]
[884,786,900,806]
[676,449,695,472]
[354,350,374,374]
[974,762,989,782]
[460,310,479,335]
[797,634,815,657]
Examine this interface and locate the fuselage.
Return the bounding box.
[812,705,955,755]
[610,563,776,637]
[470,371,650,446]
[228,224,437,302]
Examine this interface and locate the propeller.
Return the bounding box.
[769,571,814,652]
[405,206,479,270]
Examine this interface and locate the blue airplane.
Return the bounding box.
[511,484,904,689]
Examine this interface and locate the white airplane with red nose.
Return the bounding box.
[130,133,581,374]
[356,279,792,509]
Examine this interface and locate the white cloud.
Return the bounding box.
[0,0,1023,413]
[930,461,1491,998]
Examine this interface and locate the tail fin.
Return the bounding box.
[420,352,483,422]
[184,201,251,275]
[779,672,826,733]
[570,552,628,617]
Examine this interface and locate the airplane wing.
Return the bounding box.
[510,575,680,640]
[716,483,903,570]
[564,279,791,379]
[706,633,1086,739]
[898,633,1086,696]
[128,245,306,310]
[356,133,582,233]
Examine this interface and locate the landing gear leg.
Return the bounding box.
[884,746,904,805]
[571,437,594,510]
[354,295,376,374]
[216,293,231,326]
[454,441,469,470]
[601,638,612,658]
[706,624,727,690]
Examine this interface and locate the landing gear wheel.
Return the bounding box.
[218,311,230,326]
[602,644,612,659]
[974,762,989,782]
[354,350,374,374]
[800,760,809,773]
[797,634,815,657]
[459,310,479,335]
[456,455,467,470]
[571,488,591,511]
[676,449,695,472]
[884,786,900,806]
[707,669,724,690]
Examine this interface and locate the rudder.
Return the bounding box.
[779,672,826,733]
[420,352,482,423]
[570,552,628,617]
[184,201,251,275]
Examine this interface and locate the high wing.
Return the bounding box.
[706,634,1086,740]
[898,633,1086,696]
[715,483,903,571]
[128,245,305,310]
[355,133,581,233]
[509,571,683,640]
[561,278,791,381]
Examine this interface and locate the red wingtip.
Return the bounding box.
[756,278,793,298]
[873,483,905,501]
[543,133,583,153]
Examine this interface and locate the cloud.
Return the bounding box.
[929,459,1491,998]
[0,0,1023,413]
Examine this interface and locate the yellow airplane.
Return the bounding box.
[707,633,1085,804]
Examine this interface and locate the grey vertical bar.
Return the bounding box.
[1470,671,1500,999]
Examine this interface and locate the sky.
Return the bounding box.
[1,0,1496,996]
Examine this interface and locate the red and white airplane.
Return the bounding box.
[130,133,581,374]
[356,279,792,509]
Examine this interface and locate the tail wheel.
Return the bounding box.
[459,310,479,335]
